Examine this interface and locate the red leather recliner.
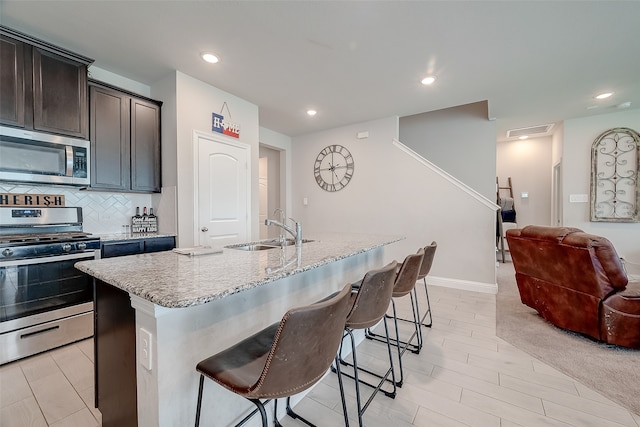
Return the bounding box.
[506,225,640,349]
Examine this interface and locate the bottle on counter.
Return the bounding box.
[132,206,145,233]
[148,208,158,233]
[143,207,150,233]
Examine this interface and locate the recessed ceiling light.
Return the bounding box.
[421,76,436,85]
[307,110,317,116]
[519,135,528,140]
[201,53,219,64]
[594,92,613,100]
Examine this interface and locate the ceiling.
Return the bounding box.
[1,1,639,141]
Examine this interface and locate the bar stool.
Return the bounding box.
[396,242,437,328]
[336,261,398,427]
[194,283,352,427]
[366,249,424,387]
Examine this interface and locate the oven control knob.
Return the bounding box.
[2,248,13,257]
[62,243,72,252]
[77,242,87,251]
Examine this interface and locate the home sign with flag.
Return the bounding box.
[212,102,240,138]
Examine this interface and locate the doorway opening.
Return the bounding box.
[259,145,282,239]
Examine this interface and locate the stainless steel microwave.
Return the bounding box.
[0,126,90,186]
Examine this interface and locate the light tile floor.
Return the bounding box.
[1,284,639,426]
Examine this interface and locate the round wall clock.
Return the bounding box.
[313,144,354,192]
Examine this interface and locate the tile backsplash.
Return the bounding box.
[0,183,154,234]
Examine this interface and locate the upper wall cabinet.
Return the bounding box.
[89,81,162,193]
[0,26,93,139]
[0,35,24,128]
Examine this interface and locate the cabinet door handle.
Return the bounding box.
[201,227,208,232]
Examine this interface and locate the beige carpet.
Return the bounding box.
[496,261,640,416]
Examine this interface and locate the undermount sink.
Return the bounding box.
[225,239,314,251]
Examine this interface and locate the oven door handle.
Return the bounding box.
[0,251,97,267]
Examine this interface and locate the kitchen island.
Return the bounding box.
[75,233,402,427]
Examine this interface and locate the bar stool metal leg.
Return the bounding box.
[195,375,205,427]
[340,316,396,427]
[366,282,424,354]
[387,292,422,387]
[421,277,433,327]
[395,276,433,328]
[274,354,350,427]
[275,397,313,427]
[247,399,268,427]
[196,375,269,427]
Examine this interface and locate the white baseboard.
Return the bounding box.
[428,275,498,294]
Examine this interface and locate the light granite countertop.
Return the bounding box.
[75,233,402,308]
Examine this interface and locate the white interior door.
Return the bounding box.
[195,131,250,247]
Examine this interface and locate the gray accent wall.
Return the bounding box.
[399,101,496,200]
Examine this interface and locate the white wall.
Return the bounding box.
[150,73,178,235]
[399,101,496,200]
[152,71,260,248]
[292,116,497,291]
[562,108,640,260]
[496,136,552,227]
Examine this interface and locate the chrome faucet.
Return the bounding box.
[265,209,303,247]
[272,208,286,243]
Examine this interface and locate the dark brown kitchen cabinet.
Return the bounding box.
[89,85,129,190]
[130,97,161,192]
[0,27,92,138]
[0,35,25,128]
[90,81,162,193]
[32,47,89,138]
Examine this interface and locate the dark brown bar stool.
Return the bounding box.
[336,261,398,427]
[194,284,353,427]
[396,242,437,328]
[366,249,424,387]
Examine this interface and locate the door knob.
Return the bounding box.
[201,227,208,232]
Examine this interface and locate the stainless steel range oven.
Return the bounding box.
[0,206,100,365]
